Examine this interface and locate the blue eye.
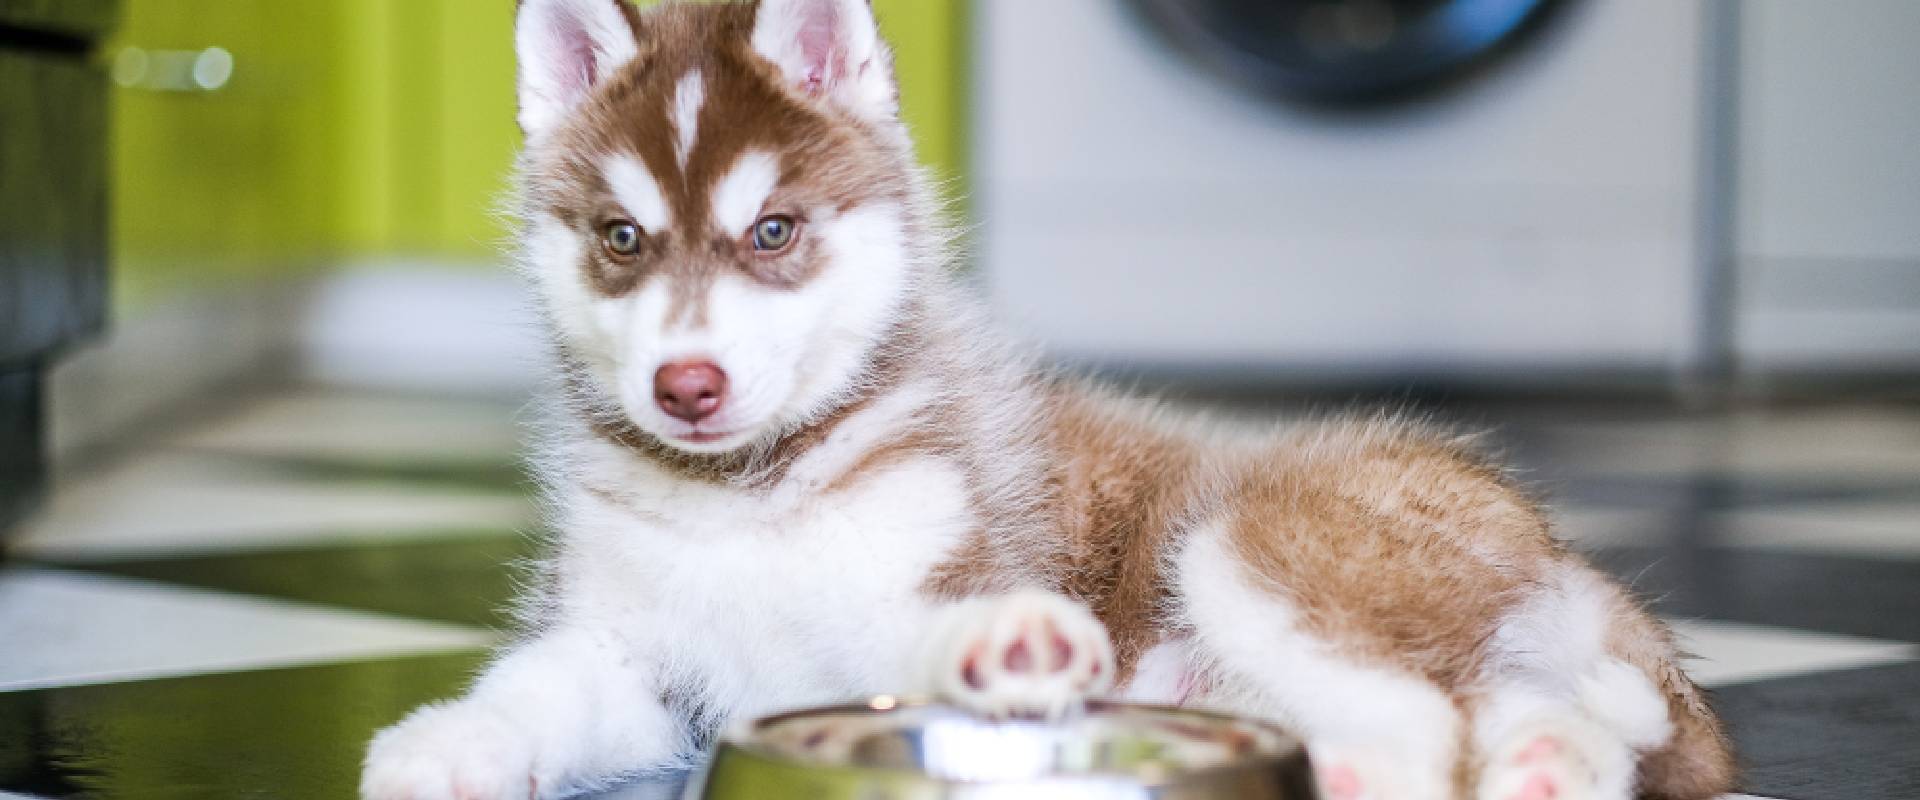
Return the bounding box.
[604,221,641,256]
[752,215,797,252]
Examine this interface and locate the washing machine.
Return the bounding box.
[973,0,1721,386]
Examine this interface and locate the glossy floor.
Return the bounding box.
[5,388,1919,798]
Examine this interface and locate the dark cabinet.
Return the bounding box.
[0,0,116,530]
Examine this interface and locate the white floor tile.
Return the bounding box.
[168,390,523,463]
[1524,406,1920,479]
[0,568,495,692]
[1722,503,1920,559]
[1553,503,1920,560]
[1670,618,1920,688]
[9,452,531,559]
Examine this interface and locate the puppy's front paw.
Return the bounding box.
[362,700,539,800]
[924,590,1116,719]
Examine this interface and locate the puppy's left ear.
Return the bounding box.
[750,0,898,121]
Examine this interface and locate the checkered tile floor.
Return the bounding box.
[4,388,1918,798]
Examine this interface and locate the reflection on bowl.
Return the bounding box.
[693,697,1319,799]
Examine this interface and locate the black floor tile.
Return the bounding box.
[0,653,488,799]
[1717,661,1920,800]
[1588,543,1920,645]
[1550,475,1920,511]
[32,534,541,630]
[1587,545,1920,644]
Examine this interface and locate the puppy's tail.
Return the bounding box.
[1609,603,1737,800]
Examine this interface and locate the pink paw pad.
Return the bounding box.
[961,646,987,689]
[1004,621,1072,673]
[1507,771,1559,800]
[1318,763,1365,800]
[1497,733,1581,800]
[966,618,1094,688]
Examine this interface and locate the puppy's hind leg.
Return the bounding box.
[1175,524,1464,800]
[1471,563,1732,800]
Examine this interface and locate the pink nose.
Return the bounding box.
[654,360,728,423]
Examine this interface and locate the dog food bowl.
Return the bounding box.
[691,697,1318,799]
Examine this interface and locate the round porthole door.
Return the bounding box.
[1128,0,1569,105]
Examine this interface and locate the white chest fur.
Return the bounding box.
[552,444,977,721]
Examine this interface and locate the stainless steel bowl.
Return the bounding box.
[691,697,1319,799]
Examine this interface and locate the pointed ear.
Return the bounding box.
[516,0,641,138]
[750,0,898,120]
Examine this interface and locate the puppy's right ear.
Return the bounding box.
[516,0,640,138]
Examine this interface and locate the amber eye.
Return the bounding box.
[752,215,797,252]
[604,221,641,256]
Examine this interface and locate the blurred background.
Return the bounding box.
[8,0,1919,476]
[7,0,965,474]
[2,1,1918,798]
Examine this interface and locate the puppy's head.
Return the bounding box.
[514,0,922,455]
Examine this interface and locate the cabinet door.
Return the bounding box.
[0,3,114,529]
[0,48,109,367]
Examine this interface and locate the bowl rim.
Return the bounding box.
[709,695,1312,789]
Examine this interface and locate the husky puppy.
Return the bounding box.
[362,1,1735,798]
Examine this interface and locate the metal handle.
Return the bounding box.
[112,47,233,92]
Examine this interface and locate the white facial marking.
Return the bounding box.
[604,154,672,233]
[672,69,706,169]
[711,151,782,236]
[524,214,613,359]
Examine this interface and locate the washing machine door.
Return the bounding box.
[1130,0,1565,103]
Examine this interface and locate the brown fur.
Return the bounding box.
[1218,421,1733,795]
[1216,422,1537,686]
[1042,388,1206,684]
